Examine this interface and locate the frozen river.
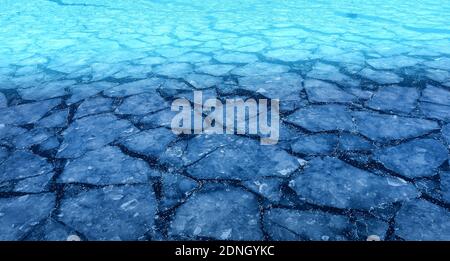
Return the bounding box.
[1,0,450,240]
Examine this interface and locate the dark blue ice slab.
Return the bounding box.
[264,208,350,241]
[0,194,55,240]
[421,85,450,105]
[118,127,177,159]
[289,157,418,210]
[291,134,339,155]
[375,139,448,178]
[0,93,6,108]
[59,146,154,185]
[353,111,439,142]
[0,99,61,125]
[12,128,54,149]
[366,86,419,114]
[395,199,450,240]
[57,113,138,158]
[304,79,355,103]
[115,92,168,115]
[186,136,300,180]
[338,133,373,151]
[160,172,198,211]
[443,124,450,144]
[169,186,263,240]
[37,109,69,128]
[0,150,53,183]
[58,185,157,240]
[286,105,353,132]
[75,97,113,119]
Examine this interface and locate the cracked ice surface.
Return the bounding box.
[1,0,450,241]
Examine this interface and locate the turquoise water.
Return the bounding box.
[1,0,450,241]
[1,0,450,85]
